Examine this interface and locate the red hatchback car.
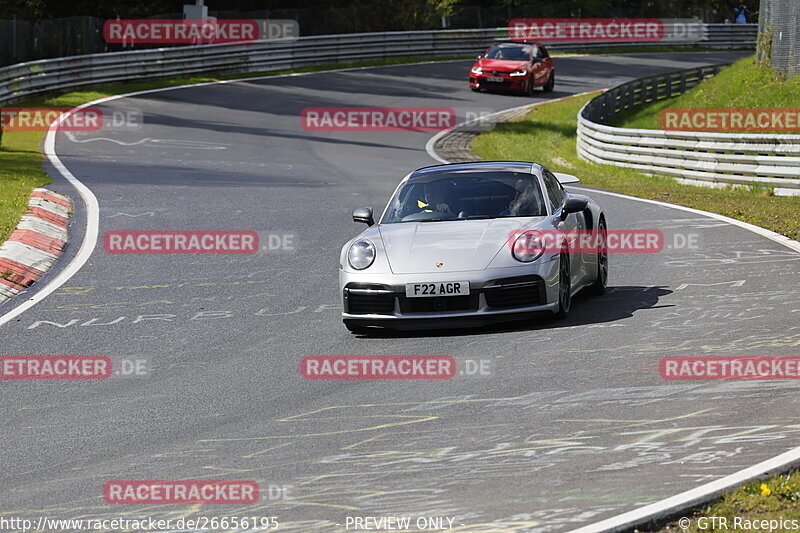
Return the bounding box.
[469,42,555,95]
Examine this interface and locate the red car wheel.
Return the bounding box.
[525,75,535,96]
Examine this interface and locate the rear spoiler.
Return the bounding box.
[554,172,580,184]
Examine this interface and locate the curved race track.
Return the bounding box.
[4,51,800,531]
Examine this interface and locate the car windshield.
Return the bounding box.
[381,172,547,223]
[483,44,531,61]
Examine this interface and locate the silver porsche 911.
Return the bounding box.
[339,162,607,332]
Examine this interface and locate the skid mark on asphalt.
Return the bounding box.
[664,248,800,267]
[554,408,715,429]
[200,410,441,442]
[242,442,294,459]
[64,131,229,150]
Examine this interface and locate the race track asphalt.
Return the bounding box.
[4,50,800,532]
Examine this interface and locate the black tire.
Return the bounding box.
[525,76,535,96]
[553,250,571,319]
[470,85,480,92]
[344,321,370,334]
[587,218,608,295]
[543,71,555,93]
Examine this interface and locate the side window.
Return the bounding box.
[542,170,565,211]
[538,45,549,59]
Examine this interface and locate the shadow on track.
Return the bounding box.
[350,285,673,338]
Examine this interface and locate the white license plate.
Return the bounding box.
[484,76,504,82]
[406,281,470,298]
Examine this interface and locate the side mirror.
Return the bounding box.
[352,207,374,226]
[560,197,588,220]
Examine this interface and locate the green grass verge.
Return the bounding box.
[613,54,800,129]
[0,129,49,244]
[650,472,800,532]
[0,54,471,244]
[471,91,800,241]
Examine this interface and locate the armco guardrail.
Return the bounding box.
[0,23,756,107]
[580,64,730,124]
[578,64,800,196]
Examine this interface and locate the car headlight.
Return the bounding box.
[509,69,527,77]
[470,66,483,75]
[348,239,376,270]
[512,231,545,263]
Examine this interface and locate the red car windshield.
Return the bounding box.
[483,44,532,61]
